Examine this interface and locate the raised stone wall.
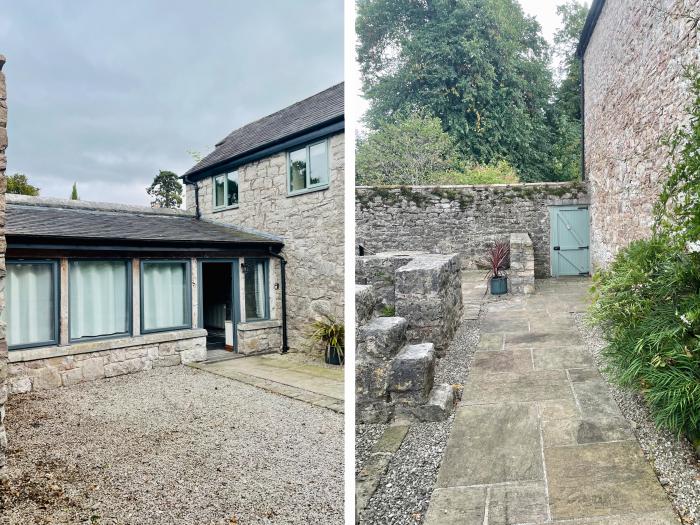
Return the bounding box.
[356,183,588,278]
[583,0,700,268]
[356,251,424,307]
[0,54,8,469]
[187,132,344,354]
[237,320,282,355]
[509,232,535,294]
[7,330,207,394]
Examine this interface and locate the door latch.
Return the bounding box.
[553,246,560,251]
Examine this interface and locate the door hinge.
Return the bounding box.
[579,245,589,250]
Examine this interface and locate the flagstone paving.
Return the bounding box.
[425,278,679,525]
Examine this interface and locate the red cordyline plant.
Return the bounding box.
[485,241,510,279]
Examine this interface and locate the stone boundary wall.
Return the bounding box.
[583,0,700,268]
[509,232,535,294]
[8,329,207,394]
[237,320,282,355]
[356,182,588,278]
[0,54,8,470]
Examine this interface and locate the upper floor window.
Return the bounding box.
[214,171,239,210]
[288,139,329,195]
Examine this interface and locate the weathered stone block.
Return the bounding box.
[104,358,148,378]
[81,357,105,381]
[355,284,379,325]
[179,342,207,364]
[356,316,407,360]
[388,343,435,403]
[61,367,84,387]
[32,367,62,390]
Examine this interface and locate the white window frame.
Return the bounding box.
[212,170,239,211]
[287,138,330,196]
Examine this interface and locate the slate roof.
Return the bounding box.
[184,82,344,177]
[6,199,282,247]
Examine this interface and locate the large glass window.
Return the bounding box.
[69,260,130,341]
[288,139,329,194]
[244,258,269,321]
[213,170,239,209]
[7,261,58,349]
[141,260,191,332]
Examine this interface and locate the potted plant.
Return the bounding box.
[485,241,510,295]
[310,315,345,365]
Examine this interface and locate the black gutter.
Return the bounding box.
[576,0,605,58]
[580,54,586,182]
[183,175,201,219]
[267,247,289,354]
[182,119,344,184]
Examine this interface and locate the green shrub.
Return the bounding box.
[590,68,700,441]
[429,160,520,185]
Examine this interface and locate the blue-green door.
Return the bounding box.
[550,206,590,276]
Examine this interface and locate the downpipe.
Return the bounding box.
[268,248,289,354]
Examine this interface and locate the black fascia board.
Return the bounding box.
[183,118,344,183]
[576,0,605,58]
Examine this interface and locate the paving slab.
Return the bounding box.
[437,403,543,487]
[462,370,573,404]
[546,441,673,520]
[471,349,533,374]
[532,345,594,369]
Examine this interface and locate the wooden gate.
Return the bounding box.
[549,206,590,276]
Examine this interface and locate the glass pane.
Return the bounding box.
[7,263,55,347]
[142,262,188,331]
[70,261,128,340]
[289,148,307,192]
[309,141,328,186]
[244,259,267,321]
[214,175,225,207]
[227,171,239,206]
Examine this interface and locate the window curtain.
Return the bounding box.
[142,262,188,331]
[245,259,267,321]
[70,261,128,340]
[7,263,55,347]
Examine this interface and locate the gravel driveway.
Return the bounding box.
[1,366,343,525]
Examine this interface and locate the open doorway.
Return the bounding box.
[200,260,239,352]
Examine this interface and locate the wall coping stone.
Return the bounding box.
[237,320,282,331]
[357,181,582,190]
[7,194,194,217]
[9,328,208,362]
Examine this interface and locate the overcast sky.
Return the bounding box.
[2,0,343,205]
[352,0,591,132]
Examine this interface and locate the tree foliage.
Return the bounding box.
[590,69,700,442]
[357,0,557,181]
[147,170,182,209]
[70,182,79,200]
[7,173,39,196]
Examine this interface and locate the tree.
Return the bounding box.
[356,113,460,185]
[70,182,79,200]
[7,173,40,196]
[356,0,557,181]
[147,170,182,209]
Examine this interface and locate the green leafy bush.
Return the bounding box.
[430,160,520,185]
[590,68,700,442]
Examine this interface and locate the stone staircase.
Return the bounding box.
[356,284,454,424]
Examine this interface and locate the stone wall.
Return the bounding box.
[509,232,535,294]
[0,54,8,470]
[237,320,282,355]
[356,183,588,278]
[583,0,700,268]
[8,330,207,394]
[187,132,344,354]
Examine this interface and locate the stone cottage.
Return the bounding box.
[182,83,344,353]
[3,83,344,398]
[579,0,700,268]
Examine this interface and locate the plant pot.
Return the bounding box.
[490,276,508,295]
[325,345,344,365]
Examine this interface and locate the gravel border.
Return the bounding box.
[574,313,700,524]
[2,366,344,525]
[355,317,480,524]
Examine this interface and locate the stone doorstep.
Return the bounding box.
[356,425,410,522]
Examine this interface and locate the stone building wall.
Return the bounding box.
[356,183,588,278]
[0,54,8,469]
[187,132,345,354]
[7,330,207,394]
[583,0,700,268]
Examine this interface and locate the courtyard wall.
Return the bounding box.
[356,182,588,278]
[0,55,7,469]
[583,0,700,268]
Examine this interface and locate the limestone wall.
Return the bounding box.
[237,320,282,355]
[356,183,588,278]
[583,0,700,268]
[8,330,207,394]
[187,132,345,354]
[0,54,8,469]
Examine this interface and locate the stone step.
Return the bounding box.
[394,383,455,422]
[356,316,408,360]
[355,284,380,325]
[388,343,436,403]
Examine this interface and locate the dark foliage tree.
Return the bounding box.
[147,170,183,209]
[70,182,79,200]
[7,173,39,196]
[357,0,557,181]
